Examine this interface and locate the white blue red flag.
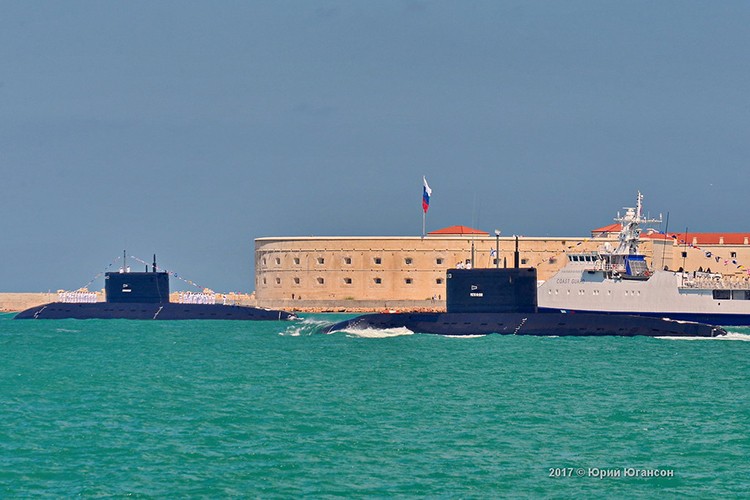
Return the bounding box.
[422,176,432,213]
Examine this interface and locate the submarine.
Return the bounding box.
[322,266,726,338]
[15,254,296,321]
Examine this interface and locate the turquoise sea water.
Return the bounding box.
[1,312,749,498]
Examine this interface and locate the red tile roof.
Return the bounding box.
[590,224,750,245]
[428,225,489,236]
[643,232,750,245]
[591,223,622,234]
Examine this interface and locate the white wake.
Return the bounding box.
[340,326,415,338]
[657,331,750,341]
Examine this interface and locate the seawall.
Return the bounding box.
[0,293,438,314]
[257,299,445,313]
[0,293,57,312]
[0,292,258,313]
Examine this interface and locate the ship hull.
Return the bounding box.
[322,312,726,337]
[538,269,750,326]
[538,307,750,327]
[14,302,296,321]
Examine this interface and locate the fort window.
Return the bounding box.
[275,277,281,284]
[343,278,352,285]
[405,278,413,284]
[317,257,325,265]
[731,252,737,258]
[293,277,300,285]
[317,277,325,285]
[681,252,688,258]
[374,277,382,284]
[521,259,528,265]
[436,278,443,284]
[293,258,300,265]
[374,257,382,265]
[405,258,413,265]
[436,258,444,265]
[344,257,352,265]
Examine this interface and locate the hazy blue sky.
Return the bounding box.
[2,1,749,292]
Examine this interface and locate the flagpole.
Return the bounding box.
[421,175,431,239]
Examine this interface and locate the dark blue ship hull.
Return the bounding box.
[538,307,750,327]
[14,302,296,321]
[322,312,725,337]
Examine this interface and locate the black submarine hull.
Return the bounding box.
[321,311,726,337]
[14,302,296,321]
[322,267,727,337]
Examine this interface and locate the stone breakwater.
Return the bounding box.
[0,292,258,313]
[257,299,446,314]
[0,293,57,312]
[0,293,444,314]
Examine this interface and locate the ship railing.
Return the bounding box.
[177,292,217,305]
[603,263,626,273]
[680,277,750,290]
[58,291,99,303]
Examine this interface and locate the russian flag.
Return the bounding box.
[422,176,432,213]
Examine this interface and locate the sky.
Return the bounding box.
[2,1,749,292]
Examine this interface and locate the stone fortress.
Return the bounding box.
[254,225,750,312]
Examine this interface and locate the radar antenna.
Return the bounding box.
[613,191,662,255]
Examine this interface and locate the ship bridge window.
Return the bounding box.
[731,290,750,300]
[713,290,731,300]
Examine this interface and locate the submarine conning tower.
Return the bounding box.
[446,267,538,313]
[104,254,170,303]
